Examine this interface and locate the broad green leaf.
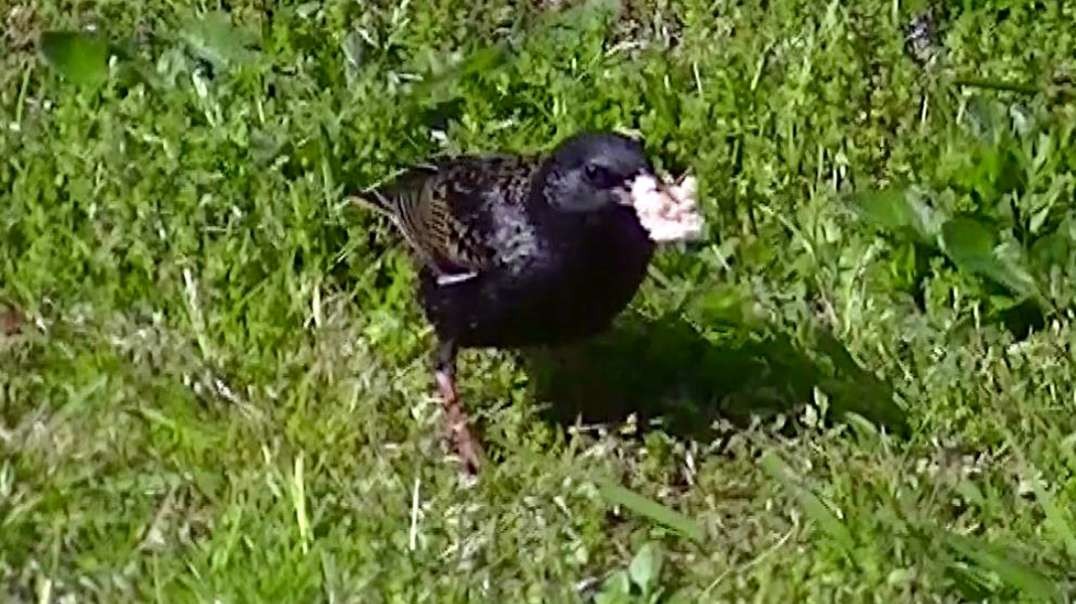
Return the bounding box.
[988,244,1044,303]
[596,479,703,543]
[945,534,1060,601]
[849,188,938,245]
[850,189,915,231]
[40,31,109,87]
[761,453,854,551]
[594,570,632,604]
[180,10,259,68]
[628,542,663,594]
[941,216,997,271]
[941,217,1041,301]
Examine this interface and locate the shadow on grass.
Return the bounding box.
[521,312,909,441]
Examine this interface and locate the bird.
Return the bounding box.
[352,131,666,473]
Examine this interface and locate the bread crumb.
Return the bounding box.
[629,173,704,242]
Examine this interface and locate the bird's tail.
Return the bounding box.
[347,188,404,225]
[347,188,392,214]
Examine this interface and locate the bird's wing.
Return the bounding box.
[356,156,534,279]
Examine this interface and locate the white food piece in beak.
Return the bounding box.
[436,271,479,286]
[627,173,704,243]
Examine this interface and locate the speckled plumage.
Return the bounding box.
[354,132,658,471]
[366,154,539,280]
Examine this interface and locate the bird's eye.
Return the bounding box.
[584,163,616,187]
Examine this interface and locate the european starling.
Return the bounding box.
[352,131,700,472]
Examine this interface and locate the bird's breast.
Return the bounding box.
[488,203,542,271]
[420,207,654,348]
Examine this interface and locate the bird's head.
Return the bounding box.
[542,132,655,213]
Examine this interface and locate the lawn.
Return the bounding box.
[3,0,1076,601]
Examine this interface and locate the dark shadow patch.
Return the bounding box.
[522,311,909,441]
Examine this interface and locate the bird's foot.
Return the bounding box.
[447,411,484,475]
[435,370,485,474]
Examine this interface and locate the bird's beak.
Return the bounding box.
[649,169,668,188]
[615,185,635,206]
[616,170,659,206]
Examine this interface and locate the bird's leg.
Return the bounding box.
[434,339,484,473]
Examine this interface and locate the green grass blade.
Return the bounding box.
[945,534,1060,602]
[40,31,109,87]
[596,478,703,543]
[760,453,854,551]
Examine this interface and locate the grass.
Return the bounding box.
[3,0,1076,601]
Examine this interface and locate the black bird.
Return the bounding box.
[353,132,660,472]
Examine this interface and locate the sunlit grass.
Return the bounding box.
[2,1,1075,601]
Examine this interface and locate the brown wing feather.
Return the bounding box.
[363,161,496,275]
[353,154,539,278]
